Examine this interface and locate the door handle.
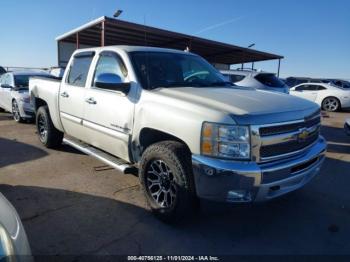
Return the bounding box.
[60,92,69,98]
[85,97,97,105]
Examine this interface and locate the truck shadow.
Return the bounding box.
[1,155,350,258]
[321,125,350,154]
[0,112,13,121]
[0,138,47,168]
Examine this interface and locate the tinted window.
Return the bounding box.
[255,73,285,88]
[295,85,318,91]
[93,52,127,88]
[2,74,12,86]
[130,52,229,90]
[14,75,30,88]
[67,53,94,87]
[317,85,327,90]
[228,74,245,83]
[343,82,350,89]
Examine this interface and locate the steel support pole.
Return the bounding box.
[277,59,281,77]
[76,33,80,49]
[101,21,105,47]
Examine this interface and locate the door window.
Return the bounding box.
[66,52,95,87]
[93,52,128,89]
[295,85,318,91]
[316,85,327,91]
[229,74,245,83]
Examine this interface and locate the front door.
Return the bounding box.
[83,51,134,162]
[291,84,318,102]
[59,52,95,142]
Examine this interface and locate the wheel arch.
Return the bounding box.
[138,127,191,157]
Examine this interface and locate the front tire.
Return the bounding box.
[322,97,340,112]
[12,100,24,123]
[36,106,63,148]
[139,141,197,223]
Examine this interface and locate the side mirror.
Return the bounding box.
[95,73,130,94]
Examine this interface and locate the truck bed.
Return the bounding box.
[29,76,63,131]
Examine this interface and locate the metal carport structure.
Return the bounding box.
[56,16,283,74]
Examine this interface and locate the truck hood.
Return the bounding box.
[155,87,319,125]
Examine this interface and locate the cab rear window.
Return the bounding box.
[255,73,285,88]
[67,52,95,87]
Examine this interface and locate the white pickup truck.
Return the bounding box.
[30,46,326,222]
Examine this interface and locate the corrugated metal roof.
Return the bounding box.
[56,16,283,65]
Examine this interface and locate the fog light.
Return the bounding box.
[227,190,252,202]
[203,166,216,176]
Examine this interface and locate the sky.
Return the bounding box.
[0,0,349,78]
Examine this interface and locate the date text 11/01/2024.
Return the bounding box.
[127,256,220,261]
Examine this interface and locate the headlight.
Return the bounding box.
[201,122,250,160]
[0,223,14,258]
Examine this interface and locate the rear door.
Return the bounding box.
[83,51,134,162]
[59,51,95,141]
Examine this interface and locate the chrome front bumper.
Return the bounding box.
[192,136,327,203]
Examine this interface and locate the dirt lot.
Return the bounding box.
[0,111,350,257]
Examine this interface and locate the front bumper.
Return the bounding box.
[192,136,327,202]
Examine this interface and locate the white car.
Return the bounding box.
[220,69,289,94]
[0,193,31,260]
[0,71,51,122]
[290,83,350,112]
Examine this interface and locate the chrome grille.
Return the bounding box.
[251,111,321,163]
[259,116,321,137]
[260,129,319,158]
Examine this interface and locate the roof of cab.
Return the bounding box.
[73,45,196,56]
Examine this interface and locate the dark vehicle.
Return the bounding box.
[285,77,326,88]
[324,79,350,89]
[0,66,6,75]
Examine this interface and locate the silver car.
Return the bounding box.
[0,193,31,260]
[221,69,289,94]
[0,71,51,122]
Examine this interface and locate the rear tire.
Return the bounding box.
[12,100,24,123]
[322,97,340,112]
[139,141,198,223]
[36,106,63,148]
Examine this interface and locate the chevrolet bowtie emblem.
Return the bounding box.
[298,129,310,141]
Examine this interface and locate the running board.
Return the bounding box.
[63,138,137,175]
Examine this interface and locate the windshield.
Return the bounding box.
[14,75,31,88]
[130,51,230,89]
